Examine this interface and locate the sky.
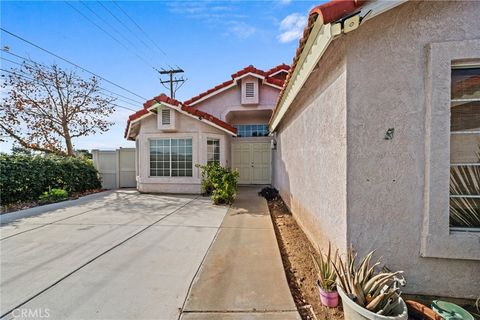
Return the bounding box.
[0,0,321,153]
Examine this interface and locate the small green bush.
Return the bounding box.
[197,163,239,205]
[39,188,69,204]
[0,154,101,205]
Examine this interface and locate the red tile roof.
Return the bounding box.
[272,0,365,124]
[184,64,290,105]
[265,63,290,76]
[124,94,237,140]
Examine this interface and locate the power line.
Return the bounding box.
[0,49,143,105]
[0,62,138,109]
[64,1,158,72]
[0,67,136,112]
[0,27,147,101]
[96,1,163,67]
[158,68,186,99]
[78,1,158,69]
[112,1,174,68]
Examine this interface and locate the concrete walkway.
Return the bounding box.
[180,187,300,319]
[1,190,228,320]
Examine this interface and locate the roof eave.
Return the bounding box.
[269,0,408,132]
[270,15,332,132]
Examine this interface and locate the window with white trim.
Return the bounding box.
[450,66,480,230]
[207,139,220,165]
[150,138,192,177]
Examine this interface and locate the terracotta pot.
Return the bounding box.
[319,286,339,308]
[405,300,444,320]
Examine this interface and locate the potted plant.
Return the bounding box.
[311,243,339,308]
[333,247,408,320]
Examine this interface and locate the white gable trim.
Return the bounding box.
[233,72,265,81]
[188,82,237,106]
[263,81,283,90]
[148,102,237,136]
[126,112,153,140]
[268,69,288,77]
[188,72,267,106]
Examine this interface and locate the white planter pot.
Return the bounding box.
[338,287,408,320]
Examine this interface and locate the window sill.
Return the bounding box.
[421,229,480,261]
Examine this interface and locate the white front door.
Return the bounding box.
[232,142,271,184]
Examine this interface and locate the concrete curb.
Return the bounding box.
[0,190,115,225]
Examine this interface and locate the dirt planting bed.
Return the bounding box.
[266,195,344,320]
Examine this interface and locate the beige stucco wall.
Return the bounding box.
[345,1,480,298]
[136,111,230,194]
[272,37,349,253]
[273,1,480,298]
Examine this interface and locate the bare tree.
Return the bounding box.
[1,62,115,156]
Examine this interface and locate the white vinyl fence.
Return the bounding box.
[92,148,136,189]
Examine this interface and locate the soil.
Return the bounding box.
[1,188,105,214]
[267,196,344,320]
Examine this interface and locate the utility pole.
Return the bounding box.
[158,68,186,99]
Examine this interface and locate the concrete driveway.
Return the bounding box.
[0,190,228,320]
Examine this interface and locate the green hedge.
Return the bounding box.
[0,154,101,206]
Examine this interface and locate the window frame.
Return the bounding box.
[207,138,220,165]
[421,39,480,261]
[449,65,480,232]
[149,138,193,178]
[233,124,269,138]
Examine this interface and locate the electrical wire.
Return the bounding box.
[112,1,174,68]
[0,67,136,112]
[0,27,148,101]
[0,50,143,106]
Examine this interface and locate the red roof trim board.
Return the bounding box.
[125,94,237,140]
[184,64,290,106]
[271,0,364,125]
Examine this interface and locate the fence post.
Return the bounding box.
[116,149,120,189]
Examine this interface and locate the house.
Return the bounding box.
[125,64,289,193]
[269,0,480,298]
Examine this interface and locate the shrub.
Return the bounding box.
[38,188,69,204]
[0,154,101,206]
[197,163,239,205]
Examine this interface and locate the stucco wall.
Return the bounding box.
[272,37,348,253]
[136,111,230,194]
[273,1,480,299]
[344,1,480,298]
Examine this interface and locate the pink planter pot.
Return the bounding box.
[319,287,339,308]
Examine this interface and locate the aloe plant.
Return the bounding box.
[332,247,405,316]
[311,243,337,292]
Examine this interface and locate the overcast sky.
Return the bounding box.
[0,0,321,152]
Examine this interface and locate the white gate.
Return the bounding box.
[92,148,136,189]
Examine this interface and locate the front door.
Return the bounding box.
[232,142,271,184]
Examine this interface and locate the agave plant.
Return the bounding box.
[450,164,480,228]
[332,247,405,316]
[311,243,337,292]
